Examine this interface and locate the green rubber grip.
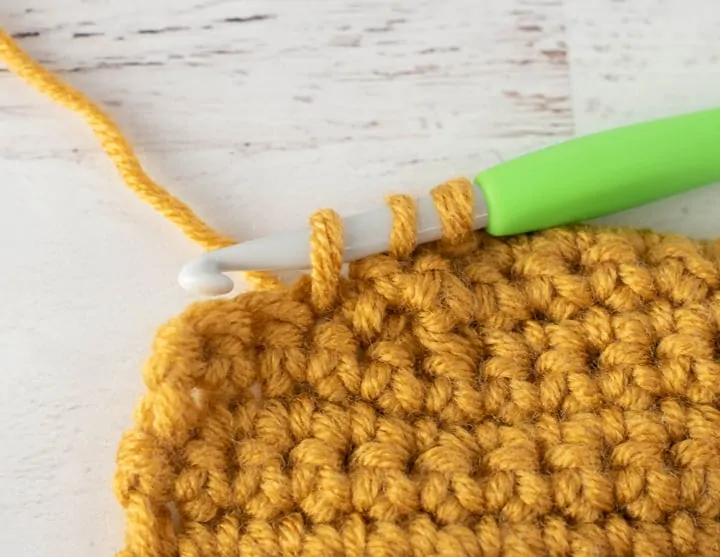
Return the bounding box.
[474,108,720,236]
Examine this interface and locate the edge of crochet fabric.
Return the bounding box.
[115,226,720,557]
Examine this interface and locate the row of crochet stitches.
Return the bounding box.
[115,181,720,557]
[0,26,717,557]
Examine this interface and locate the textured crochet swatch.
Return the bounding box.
[115,186,720,557]
[1,26,718,557]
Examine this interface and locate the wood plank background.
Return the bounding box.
[0,1,719,554]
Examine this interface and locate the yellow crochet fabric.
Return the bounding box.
[3,29,720,557]
[114,220,720,557]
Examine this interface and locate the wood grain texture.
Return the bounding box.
[1,0,573,238]
[565,0,720,234]
[0,1,718,554]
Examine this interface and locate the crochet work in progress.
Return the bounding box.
[2,29,720,557]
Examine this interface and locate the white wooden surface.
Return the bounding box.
[1,1,719,554]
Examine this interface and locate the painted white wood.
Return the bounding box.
[566,0,720,235]
[0,1,718,554]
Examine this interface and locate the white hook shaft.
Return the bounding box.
[178,191,489,296]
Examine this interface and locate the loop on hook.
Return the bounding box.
[386,194,417,259]
[430,178,475,243]
[309,208,344,312]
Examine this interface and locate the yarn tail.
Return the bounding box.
[0,28,278,288]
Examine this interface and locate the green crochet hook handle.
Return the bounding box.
[475,108,720,236]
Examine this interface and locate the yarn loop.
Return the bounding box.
[3,28,720,557]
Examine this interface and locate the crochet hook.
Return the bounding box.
[179,108,720,295]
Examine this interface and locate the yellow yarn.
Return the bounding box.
[4,28,720,557]
[113,201,720,556]
[0,28,277,290]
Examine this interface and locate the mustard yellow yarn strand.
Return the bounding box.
[0,28,278,289]
[0,29,227,249]
[7,24,720,557]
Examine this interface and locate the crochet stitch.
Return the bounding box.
[2,28,720,557]
[114,192,720,557]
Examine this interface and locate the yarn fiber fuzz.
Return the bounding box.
[115,217,720,557]
[2,26,718,557]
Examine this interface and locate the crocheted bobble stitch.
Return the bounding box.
[115,183,720,556]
